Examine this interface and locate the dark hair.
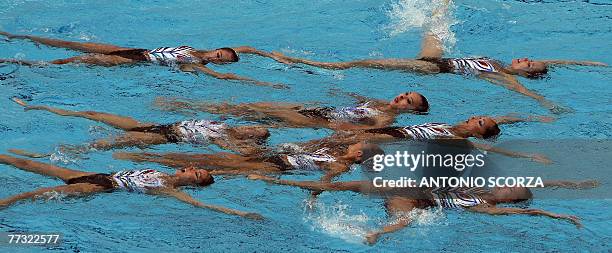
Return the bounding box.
[218,47,239,62]
[525,66,548,79]
[198,174,215,187]
[416,93,430,112]
[482,122,501,139]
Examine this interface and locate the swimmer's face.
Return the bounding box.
[346,142,382,163]
[389,92,429,113]
[208,48,239,64]
[510,58,547,78]
[464,116,500,139]
[176,167,214,187]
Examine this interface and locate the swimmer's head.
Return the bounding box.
[175,166,215,187]
[346,142,385,164]
[389,92,429,114]
[510,58,548,78]
[490,187,532,203]
[198,48,240,64]
[464,116,501,139]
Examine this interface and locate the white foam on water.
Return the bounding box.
[385,0,458,53]
[303,201,372,244]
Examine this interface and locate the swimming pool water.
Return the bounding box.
[1,0,611,252]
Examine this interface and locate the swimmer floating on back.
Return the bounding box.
[247,174,598,244]
[0,154,263,220]
[154,91,429,130]
[11,98,270,156]
[0,31,286,88]
[265,0,607,113]
[325,115,555,164]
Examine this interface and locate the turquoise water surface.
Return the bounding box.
[1,0,611,252]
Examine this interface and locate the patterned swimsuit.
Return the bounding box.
[146,46,200,65]
[430,187,487,208]
[299,102,381,123]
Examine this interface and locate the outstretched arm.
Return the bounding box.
[542,180,599,189]
[468,205,581,227]
[179,63,288,89]
[479,72,571,114]
[232,46,293,64]
[247,174,364,192]
[469,141,552,165]
[540,60,607,67]
[155,189,264,220]
[492,113,555,125]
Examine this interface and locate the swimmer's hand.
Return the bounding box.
[11,97,28,107]
[577,180,599,189]
[529,154,552,165]
[563,215,582,228]
[244,212,265,220]
[365,233,379,245]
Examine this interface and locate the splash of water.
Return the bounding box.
[304,200,446,243]
[303,201,371,243]
[385,0,458,53]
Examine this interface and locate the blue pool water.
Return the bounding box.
[1,0,611,252]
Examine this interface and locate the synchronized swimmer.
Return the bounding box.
[0,154,263,220]
[0,31,286,88]
[155,91,429,130]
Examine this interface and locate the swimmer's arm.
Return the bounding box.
[155,189,264,220]
[179,63,289,89]
[539,60,607,67]
[469,142,552,165]
[365,217,412,245]
[479,73,570,114]
[492,114,555,125]
[0,58,39,66]
[542,180,599,189]
[231,46,293,64]
[247,174,364,192]
[468,205,581,228]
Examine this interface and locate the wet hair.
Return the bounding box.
[416,93,430,112]
[482,122,501,139]
[525,66,548,79]
[198,173,215,187]
[218,47,239,62]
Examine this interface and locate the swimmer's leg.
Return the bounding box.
[0,183,107,210]
[418,0,452,59]
[365,197,418,245]
[0,58,39,66]
[542,180,599,189]
[12,98,152,131]
[87,131,169,151]
[0,154,93,182]
[0,31,131,54]
[468,205,582,227]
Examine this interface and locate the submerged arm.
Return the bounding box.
[469,141,552,165]
[479,72,571,114]
[247,174,364,192]
[155,189,264,220]
[540,60,607,67]
[468,205,581,227]
[492,113,555,125]
[179,63,288,89]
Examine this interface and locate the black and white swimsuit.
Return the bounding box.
[429,187,487,208]
[131,120,227,145]
[298,102,381,123]
[365,123,456,140]
[66,169,167,193]
[421,57,499,76]
[107,46,200,65]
